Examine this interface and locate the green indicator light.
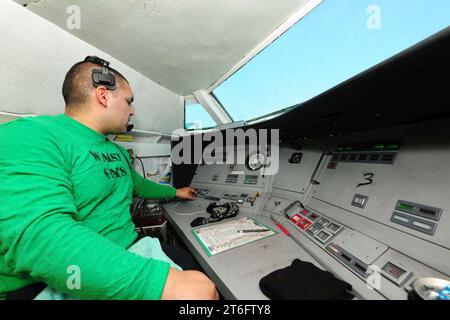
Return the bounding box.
[398,203,415,211]
[387,145,399,149]
[374,145,384,149]
[337,147,344,151]
[344,147,352,151]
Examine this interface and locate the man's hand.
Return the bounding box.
[175,187,197,200]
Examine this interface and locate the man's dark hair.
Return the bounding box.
[62,60,128,107]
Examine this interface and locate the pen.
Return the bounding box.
[238,229,270,233]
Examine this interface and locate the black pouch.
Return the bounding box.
[259,259,354,300]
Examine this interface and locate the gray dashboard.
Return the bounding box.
[172,122,450,300]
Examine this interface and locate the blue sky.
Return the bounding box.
[186,0,450,129]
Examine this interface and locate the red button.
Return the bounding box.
[290,214,304,224]
[301,209,309,216]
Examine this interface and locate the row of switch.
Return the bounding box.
[288,208,344,244]
[223,193,251,204]
[194,188,259,206]
[196,189,210,198]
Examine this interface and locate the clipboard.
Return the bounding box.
[192,216,277,256]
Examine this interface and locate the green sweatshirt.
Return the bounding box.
[0,114,177,299]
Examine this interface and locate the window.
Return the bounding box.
[184,102,216,130]
[213,0,450,122]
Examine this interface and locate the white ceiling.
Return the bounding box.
[14,0,310,95]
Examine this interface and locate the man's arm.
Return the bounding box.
[125,150,197,200]
[116,146,217,299]
[131,167,177,199]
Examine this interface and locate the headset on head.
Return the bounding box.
[84,56,134,132]
[84,55,116,90]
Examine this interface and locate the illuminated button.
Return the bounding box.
[307,224,321,235]
[297,219,312,230]
[352,194,369,208]
[393,215,410,223]
[314,230,333,243]
[412,221,432,230]
[326,222,342,234]
[317,218,329,227]
[290,214,303,224]
[301,209,309,216]
[328,244,339,254]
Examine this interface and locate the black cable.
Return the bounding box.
[132,198,146,219]
[132,198,141,217]
[135,156,146,177]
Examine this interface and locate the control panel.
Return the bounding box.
[267,198,447,299]
[283,200,387,280]
[283,201,344,246]
[314,133,450,250]
[390,200,442,235]
[181,128,450,300]
[194,187,264,209]
[190,146,273,214]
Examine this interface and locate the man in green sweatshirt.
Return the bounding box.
[0,57,219,300]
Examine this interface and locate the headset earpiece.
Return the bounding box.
[84,56,116,90]
[92,69,116,90]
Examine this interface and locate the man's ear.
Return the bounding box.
[95,86,109,108]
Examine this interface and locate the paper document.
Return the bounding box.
[192,217,276,256]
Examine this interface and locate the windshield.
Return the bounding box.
[213,0,450,123]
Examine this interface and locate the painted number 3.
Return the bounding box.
[357,173,374,188]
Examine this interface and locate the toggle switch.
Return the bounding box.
[352,194,369,208]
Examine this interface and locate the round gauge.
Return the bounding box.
[246,152,266,171]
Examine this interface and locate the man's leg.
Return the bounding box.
[160,242,202,271]
[5,282,47,300]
